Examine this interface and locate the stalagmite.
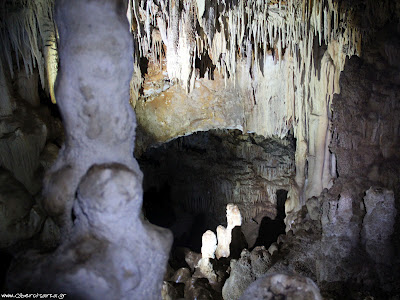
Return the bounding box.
[7,1,172,299]
[201,230,218,259]
[195,230,218,284]
[216,204,242,259]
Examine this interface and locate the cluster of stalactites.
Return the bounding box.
[128,0,364,91]
[0,0,58,103]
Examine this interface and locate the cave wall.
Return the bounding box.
[0,0,62,252]
[0,0,399,298]
[261,29,400,295]
[139,129,295,248]
[131,0,377,218]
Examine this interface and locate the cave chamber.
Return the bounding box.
[0,0,400,299]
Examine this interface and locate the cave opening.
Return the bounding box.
[252,189,287,249]
[137,129,295,253]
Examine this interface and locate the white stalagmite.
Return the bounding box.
[216,203,242,259]
[196,229,218,283]
[201,230,218,259]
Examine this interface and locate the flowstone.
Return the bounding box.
[7,0,172,298]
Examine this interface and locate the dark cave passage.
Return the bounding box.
[252,189,287,249]
[137,129,295,252]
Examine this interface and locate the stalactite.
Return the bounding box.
[134,0,396,217]
[0,0,58,103]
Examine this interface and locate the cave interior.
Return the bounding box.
[0,0,400,299]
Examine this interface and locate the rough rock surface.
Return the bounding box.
[201,230,217,259]
[362,187,396,265]
[0,104,47,195]
[42,0,143,230]
[222,247,272,300]
[240,273,322,300]
[0,168,43,248]
[139,129,295,248]
[361,187,396,289]
[260,42,400,297]
[0,86,62,253]
[216,204,242,259]
[9,164,172,299]
[7,0,172,299]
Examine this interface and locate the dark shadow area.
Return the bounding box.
[195,52,216,80]
[0,251,12,291]
[137,130,295,253]
[39,86,62,119]
[230,226,248,259]
[253,189,287,249]
[143,183,175,228]
[143,184,208,253]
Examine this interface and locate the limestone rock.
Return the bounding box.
[39,143,59,171]
[222,247,272,300]
[7,1,173,299]
[216,204,243,259]
[361,187,396,265]
[0,168,44,249]
[216,225,231,259]
[267,243,278,256]
[184,278,214,300]
[201,230,217,259]
[0,106,47,194]
[361,187,397,291]
[222,250,254,300]
[240,273,322,300]
[194,258,217,287]
[172,268,191,284]
[185,250,202,272]
[8,164,173,300]
[306,197,320,221]
[38,217,60,249]
[250,247,271,278]
[162,281,184,300]
[15,70,40,107]
[42,0,142,229]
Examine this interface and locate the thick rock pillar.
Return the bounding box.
[8,1,172,298]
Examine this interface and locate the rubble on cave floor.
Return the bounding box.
[163,184,399,300]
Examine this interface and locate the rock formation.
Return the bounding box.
[216,204,242,259]
[5,0,172,299]
[240,273,323,300]
[0,0,399,299]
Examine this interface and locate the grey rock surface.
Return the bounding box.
[0,105,47,195]
[362,187,396,265]
[0,168,44,248]
[222,247,272,300]
[7,0,173,299]
[240,273,322,300]
[42,0,142,230]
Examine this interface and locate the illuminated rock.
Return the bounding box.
[201,230,217,259]
[7,1,172,299]
[195,230,218,284]
[216,204,242,259]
